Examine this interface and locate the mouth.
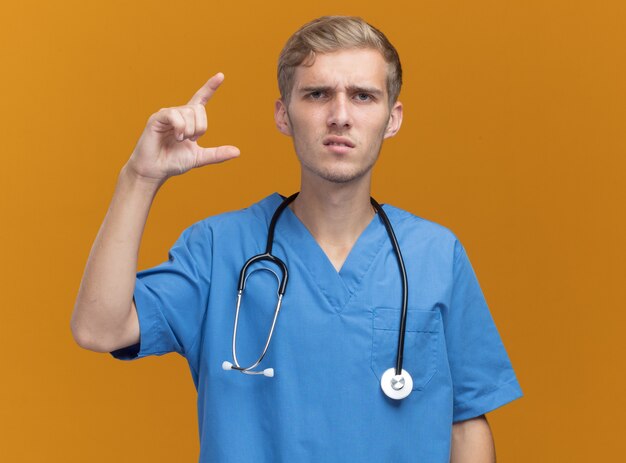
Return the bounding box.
[323,136,355,149]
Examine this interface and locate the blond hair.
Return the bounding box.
[278,16,402,106]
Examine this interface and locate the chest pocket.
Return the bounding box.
[370,308,440,391]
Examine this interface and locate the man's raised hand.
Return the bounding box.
[126,72,240,184]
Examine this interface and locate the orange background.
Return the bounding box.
[1,0,624,461]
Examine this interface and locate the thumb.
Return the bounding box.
[194,145,240,167]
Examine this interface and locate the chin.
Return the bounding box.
[315,166,372,184]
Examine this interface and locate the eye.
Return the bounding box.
[308,90,325,100]
[355,92,373,102]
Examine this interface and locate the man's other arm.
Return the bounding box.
[450,415,496,463]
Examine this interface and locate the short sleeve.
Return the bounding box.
[110,221,212,361]
[444,240,523,422]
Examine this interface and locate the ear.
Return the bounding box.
[383,101,403,139]
[274,99,292,136]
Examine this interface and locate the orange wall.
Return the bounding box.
[2,0,624,461]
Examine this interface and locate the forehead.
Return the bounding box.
[292,48,388,91]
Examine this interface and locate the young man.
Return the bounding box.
[72,16,522,462]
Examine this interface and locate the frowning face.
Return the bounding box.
[275,48,403,186]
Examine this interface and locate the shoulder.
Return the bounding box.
[381,204,474,279]
[381,203,460,247]
[179,192,283,243]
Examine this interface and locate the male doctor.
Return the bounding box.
[72,16,522,462]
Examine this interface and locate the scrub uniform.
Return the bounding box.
[111,193,523,462]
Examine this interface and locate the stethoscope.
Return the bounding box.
[222,192,413,400]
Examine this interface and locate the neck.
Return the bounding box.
[289,174,375,270]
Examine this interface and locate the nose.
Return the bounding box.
[326,94,352,129]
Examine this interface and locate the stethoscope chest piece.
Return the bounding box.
[381,368,413,400]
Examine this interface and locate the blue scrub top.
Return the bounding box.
[112,193,522,462]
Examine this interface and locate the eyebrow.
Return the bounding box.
[298,85,384,97]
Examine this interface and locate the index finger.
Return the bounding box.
[187,72,225,106]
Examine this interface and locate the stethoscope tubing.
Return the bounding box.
[226,192,411,393]
[370,197,409,377]
[229,193,297,373]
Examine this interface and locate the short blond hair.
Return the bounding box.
[278,16,402,106]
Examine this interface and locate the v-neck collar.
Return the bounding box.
[267,192,389,312]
